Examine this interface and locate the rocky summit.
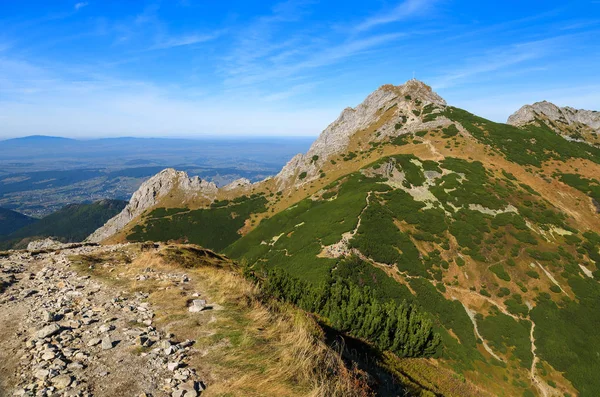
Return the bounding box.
[87,170,218,243]
[508,100,600,146]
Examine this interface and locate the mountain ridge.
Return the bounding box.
[508,100,600,146]
[0,200,126,249]
[0,208,36,236]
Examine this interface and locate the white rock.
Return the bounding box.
[51,374,72,389]
[27,238,65,251]
[222,178,252,191]
[98,324,114,333]
[188,299,206,313]
[36,323,62,339]
[164,346,176,355]
[86,169,217,243]
[101,336,113,350]
[508,101,600,133]
[34,369,50,380]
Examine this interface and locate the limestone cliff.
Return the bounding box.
[87,169,217,243]
[275,79,447,187]
[508,101,600,144]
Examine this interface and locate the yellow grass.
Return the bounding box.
[71,243,372,397]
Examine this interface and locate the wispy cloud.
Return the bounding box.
[1,0,598,138]
[354,0,438,32]
[263,82,319,101]
[220,0,415,96]
[74,2,89,11]
[430,38,560,89]
[150,31,223,50]
[224,32,405,87]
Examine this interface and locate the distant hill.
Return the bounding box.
[1,135,76,143]
[0,208,36,236]
[0,199,127,249]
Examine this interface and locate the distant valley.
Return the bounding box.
[0,136,312,217]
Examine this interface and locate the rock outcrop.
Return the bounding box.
[222,178,252,191]
[508,101,600,134]
[87,169,217,243]
[26,238,65,251]
[275,79,447,187]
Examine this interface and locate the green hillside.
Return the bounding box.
[0,199,126,249]
[224,154,600,394]
[0,208,36,236]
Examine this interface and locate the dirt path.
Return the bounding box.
[535,262,566,295]
[461,303,503,362]
[0,245,206,397]
[447,285,556,396]
[529,320,555,397]
[445,286,521,321]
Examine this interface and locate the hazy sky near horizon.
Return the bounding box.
[1,0,599,138]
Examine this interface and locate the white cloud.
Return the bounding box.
[429,38,561,89]
[354,0,438,32]
[0,55,337,138]
[150,31,224,50]
[220,0,412,96]
[74,2,89,11]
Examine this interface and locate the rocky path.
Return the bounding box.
[446,286,557,396]
[460,303,503,362]
[0,246,205,397]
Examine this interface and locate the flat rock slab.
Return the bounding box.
[188,299,207,313]
[36,323,61,339]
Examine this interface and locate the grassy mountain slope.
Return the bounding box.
[120,81,600,396]
[1,199,126,248]
[0,208,36,236]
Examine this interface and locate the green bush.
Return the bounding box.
[442,124,459,138]
[256,267,441,358]
[489,264,511,282]
[477,310,533,367]
[442,106,600,167]
[128,195,267,251]
[531,277,600,395]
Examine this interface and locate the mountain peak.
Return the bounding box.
[87,168,217,242]
[378,79,446,106]
[508,101,600,131]
[274,79,447,187]
[308,79,446,156]
[508,101,600,146]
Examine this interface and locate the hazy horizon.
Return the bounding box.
[0,134,319,141]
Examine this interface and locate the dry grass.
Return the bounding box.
[382,353,492,397]
[71,243,372,397]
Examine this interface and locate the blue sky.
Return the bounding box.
[1,0,599,138]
